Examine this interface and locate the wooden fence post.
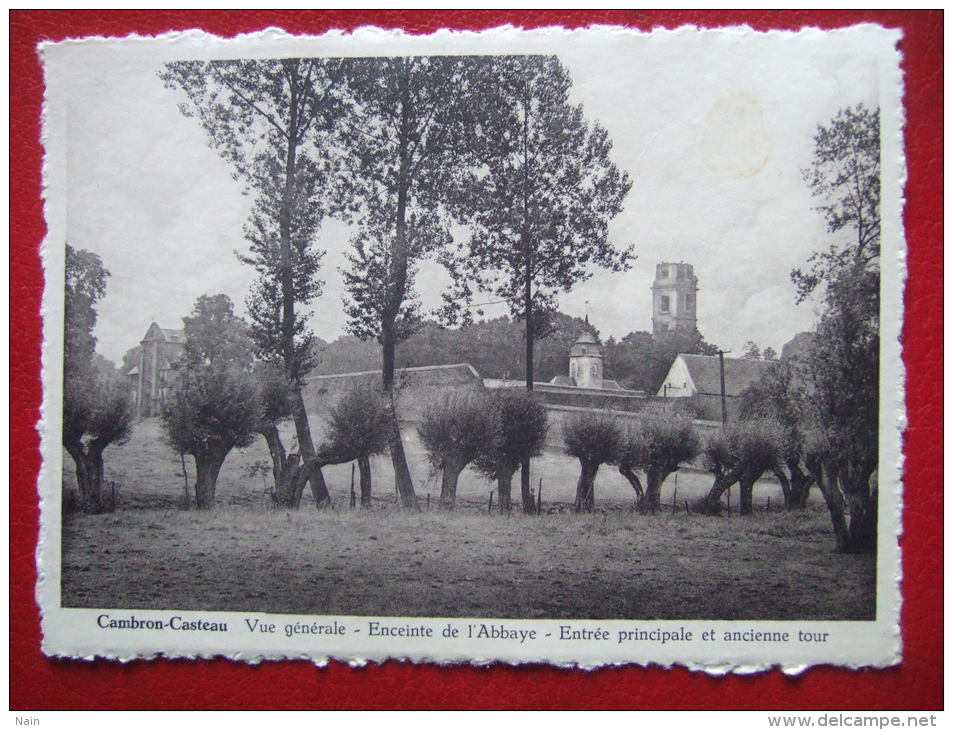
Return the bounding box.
[350,463,356,509]
[672,486,678,513]
[537,478,543,517]
[726,488,731,516]
[488,491,494,513]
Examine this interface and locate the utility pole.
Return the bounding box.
[718,350,728,427]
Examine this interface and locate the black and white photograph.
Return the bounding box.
[39,24,904,668]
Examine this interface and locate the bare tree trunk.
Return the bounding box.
[618,465,644,501]
[790,460,815,509]
[498,469,514,513]
[438,459,463,510]
[739,475,755,515]
[358,455,372,508]
[259,425,298,507]
[179,452,191,509]
[810,458,851,552]
[288,389,330,508]
[65,441,107,514]
[641,467,672,514]
[574,460,599,513]
[696,468,742,515]
[848,491,878,553]
[383,396,416,512]
[519,461,535,514]
[194,448,228,510]
[774,465,793,508]
[289,457,324,509]
[776,459,814,509]
[382,359,418,510]
[843,461,877,554]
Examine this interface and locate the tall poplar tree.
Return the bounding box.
[161,59,347,507]
[794,104,881,553]
[339,56,474,509]
[441,55,634,513]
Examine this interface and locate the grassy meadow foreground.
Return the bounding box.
[61,420,876,620]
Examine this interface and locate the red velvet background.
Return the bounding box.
[9,10,942,710]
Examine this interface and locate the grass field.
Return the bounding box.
[60,419,876,620]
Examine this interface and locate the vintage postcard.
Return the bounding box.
[38,24,905,670]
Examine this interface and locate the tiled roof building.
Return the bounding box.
[129,322,186,417]
[656,353,775,421]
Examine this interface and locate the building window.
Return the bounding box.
[590,364,598,379]
[684,293,691,311]
[660,295,670,313]
[659,267,668,279]
[570,362,577,379]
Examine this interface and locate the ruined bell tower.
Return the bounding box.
[651,262,698,335]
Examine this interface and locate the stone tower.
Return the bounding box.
[569,330,604,388]
[134,322,185,417]
[652,262,698,335]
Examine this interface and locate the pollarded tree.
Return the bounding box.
[441,55,633,507]
[160,295,260,509]
[339,56,478,509]
[696,419,785,516]
[473,389,549,514]
[318,388,392,508]
[418,391,498,511]
[563,413,622,513]
[163,367,260,509]
[616,416,701,513]
[161,58,348,508]
[62,244,133,513]
[740,357,814,509]
[251,362,301,507]
[63,372,133,513]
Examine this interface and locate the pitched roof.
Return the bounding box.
[570,330,603,358]
[679,354,775,397]
[142,322,186,343]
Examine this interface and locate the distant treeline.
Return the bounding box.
[310,311,719,394]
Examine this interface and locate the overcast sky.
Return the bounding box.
[59,27,881,364]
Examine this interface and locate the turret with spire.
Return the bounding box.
[569,329,604,388]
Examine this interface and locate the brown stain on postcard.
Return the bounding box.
[702,91,771,178]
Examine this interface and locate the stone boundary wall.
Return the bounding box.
[301,363,484,425]
[541,402,721,452]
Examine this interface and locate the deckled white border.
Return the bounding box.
[36,23,906,673]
